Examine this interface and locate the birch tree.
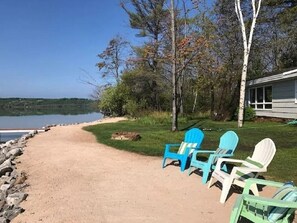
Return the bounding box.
[236,0,262,127]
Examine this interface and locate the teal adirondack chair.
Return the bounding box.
[162,128,204,172]
[188,131,239,184]
[230,178,297,223]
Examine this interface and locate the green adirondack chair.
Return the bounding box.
[230,178,297,223]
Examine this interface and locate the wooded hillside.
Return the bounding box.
[0,98,98,116]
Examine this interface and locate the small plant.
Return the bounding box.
[234,107,255,121]
[244,106,256,121]
[244,107,256,121]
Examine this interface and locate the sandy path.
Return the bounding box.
[14,117,240,223]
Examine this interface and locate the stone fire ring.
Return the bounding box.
[111,132,141,141]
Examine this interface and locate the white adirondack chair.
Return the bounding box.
[208,138,276,204]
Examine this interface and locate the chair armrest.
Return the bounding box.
[218,158,245,164]
[166,143,181,147]
[243,178,285,194]
[195,150,215,154]
[230,166,267,180]
[214,158,245,172]
[165,143,181,152]
[242,194,297,209]
[192,150,215,157]
[210,153,233,158]
[208,153,234,165]
[234,166,266,173]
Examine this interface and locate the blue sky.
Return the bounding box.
[0,0,138,99]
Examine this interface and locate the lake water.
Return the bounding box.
[0,112,103,142]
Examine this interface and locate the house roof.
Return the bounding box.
[246,68,297,87]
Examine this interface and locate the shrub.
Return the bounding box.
[123,100,138,117]
[98,85,128,116]
[244,107,256,121]
[234,107,256,121]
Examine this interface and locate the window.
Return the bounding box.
[249,86,272,109]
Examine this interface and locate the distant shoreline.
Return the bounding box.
[0,97,99,116]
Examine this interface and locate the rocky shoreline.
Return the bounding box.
[0,121,96,222]
[0,130,39,222]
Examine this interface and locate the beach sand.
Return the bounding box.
[13,117,272,223]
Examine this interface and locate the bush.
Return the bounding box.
[244,107,256,121]
[98,85,127,116]
[123,99,148,117]
[123,100,138,117]
[234,107,256,121]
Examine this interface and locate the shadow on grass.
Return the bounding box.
[180,119,208,131]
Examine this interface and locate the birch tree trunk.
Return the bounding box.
[171,0,178,131]
[192,90,198,113]
[236,0,262,127]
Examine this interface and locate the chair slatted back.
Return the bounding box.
[250,138,276,168]
[184,128,204,149]
[218,131,239,153]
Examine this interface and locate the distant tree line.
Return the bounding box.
[94,0,296,129]
[0,98,98,116]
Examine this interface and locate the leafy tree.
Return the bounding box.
[95,0,297,122]
[199,0,243,120]
[121,0,168,72]
[258,0,297,69]
[161,0,213,129]
[96,35,129,83]
[98,85,128,116]
[121,67,169,111]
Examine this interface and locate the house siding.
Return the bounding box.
[295,80,297,103]
[273,81,295,100]
[246,69,297,119]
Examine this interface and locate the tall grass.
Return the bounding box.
[136,111,209,125]
[136,111,172,125]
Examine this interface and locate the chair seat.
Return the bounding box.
[240,200,270,222]
[212,169,229,182]
[190,159,206,167]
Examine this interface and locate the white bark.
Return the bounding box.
[236,0,262,127]
[192,90,198,113]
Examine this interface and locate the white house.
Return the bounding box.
[246,68,297,119]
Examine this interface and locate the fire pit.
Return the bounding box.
[111,132,141,141]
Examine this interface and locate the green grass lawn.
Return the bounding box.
[84,118,297,183]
